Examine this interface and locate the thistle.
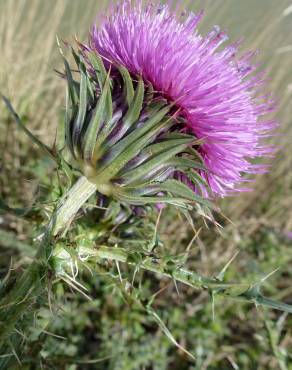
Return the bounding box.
[1,1,290,367]
[88,0,276,197]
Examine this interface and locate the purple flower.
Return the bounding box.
[87,1,276,197]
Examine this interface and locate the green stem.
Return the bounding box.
[0,176,97,349]
[55,245,292,314]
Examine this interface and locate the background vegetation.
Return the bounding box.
[1,0,292,368]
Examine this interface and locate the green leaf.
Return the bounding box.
[103,104,173,166]
[97,118,175,182]
[118,135,195,179]
[72,60,88,153]
[92,109,123,163]
[187,171,208,187]
[63,55,77,107]
[64,87,74,155]
[152,179,212,207]
[88,52,108,89]
[164,157,206,171]
[118,65,135,106]
[116,192,193,209]
[120,141,192,184]
[127,134,194,165]
[82,74,111,161]
[122,77,144,129]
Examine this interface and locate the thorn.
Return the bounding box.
[42,329,67,340]
[211,291,216,322]
[115,260,123,283]
[253,268,280,287]
[148,283,171,307]
[173,278,180,296]
[131,266,139,286]
[62,277,92,301]
[216,251,240,281]
[149,208,163,252]
[186,227,202,252]
[10,345,21,366]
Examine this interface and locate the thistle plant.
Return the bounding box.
[0,0,291,365]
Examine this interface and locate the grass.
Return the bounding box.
[1,0,292,369]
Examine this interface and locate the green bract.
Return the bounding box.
[62,47,211,209]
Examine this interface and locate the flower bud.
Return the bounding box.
[62,47,209,209]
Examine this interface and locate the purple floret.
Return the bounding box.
[88,0,277,197]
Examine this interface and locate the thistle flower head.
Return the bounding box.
[62,45,208,210]
[87,0,276,197]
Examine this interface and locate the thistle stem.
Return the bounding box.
[0,176,97,350]
[55,245,292,314]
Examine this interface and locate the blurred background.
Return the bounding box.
[1,0,292,369]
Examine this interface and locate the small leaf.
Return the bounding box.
[103,104,173,165]
[164,157,206,171]
[121,142,192,184]
[115,190,193,209]
[72,59,88,154]
[153,179,212,207]
[97,118,175,182]
[109,77,145,144]
[187,171,208,187]
[123,77,144,128]
[118,65,135,106]
[120,135,195,174]
[88,52,108,89]
[82,74,111,161]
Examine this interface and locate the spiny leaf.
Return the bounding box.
[92,109,123,163]
[109,77,145,144]
[164,157,206,171]
[115,190,193,209]
[88,52,108,89]
[72,59,88,154]
[120,135,195,173]
[115,185,193,210]
[187,171,208,187]
[152,180,212,207]
[97,119,175,182]
[62,55,77,107]
[104,104,173,165]
[64,87,74,154]
[120,142,192,184]
[87,52,113,123]
[118,65,135,106]
[123,77,144,128]
[82,74,111,161]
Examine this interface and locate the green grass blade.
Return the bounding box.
[1,95,55,161]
